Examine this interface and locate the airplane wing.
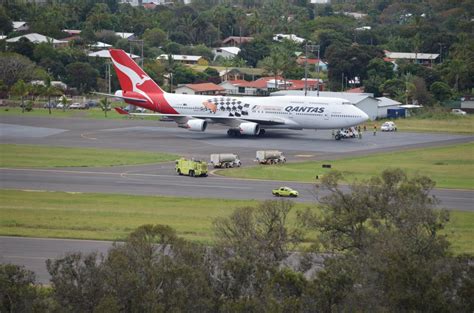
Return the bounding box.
[93,92,147,103]
[114,107,286,126]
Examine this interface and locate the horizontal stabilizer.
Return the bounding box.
[92,92,147,103]
[115,107,130,115]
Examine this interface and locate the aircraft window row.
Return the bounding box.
[295,113,323,116]
[269,111,289,115]
[331,114,361,118]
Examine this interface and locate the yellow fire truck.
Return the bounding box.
[175,158,208,177]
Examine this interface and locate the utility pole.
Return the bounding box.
[316,45,320,97]
[304,43,318,96]
[129,39,144,68]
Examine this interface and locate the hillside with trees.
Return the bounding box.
[0,0,472,104]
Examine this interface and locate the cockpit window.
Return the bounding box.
[342,101,352,105]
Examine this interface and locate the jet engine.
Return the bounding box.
[185,119,207,132]
[239,122,260,136]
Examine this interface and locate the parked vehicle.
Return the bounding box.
[272,186,299,197]
[335,127,358,140]
[451,109,467,116]
[175,158,208,177]
[381,121,397,131]
[43,101,57,109]
[69,102,89,110]
[210,154,241,168]
[256,150,286,164]
[86,100,98,107]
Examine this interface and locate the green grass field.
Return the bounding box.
[385,115,474,134]
[219,143,474,190]
[0,190,471,254]
[0,106,158,120]
[0,144,178,168]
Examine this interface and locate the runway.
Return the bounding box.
[1,167,472,210]
[1,115,473,283]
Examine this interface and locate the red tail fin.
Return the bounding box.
[109,49,164,95]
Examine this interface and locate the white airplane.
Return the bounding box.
[101,49,369,137]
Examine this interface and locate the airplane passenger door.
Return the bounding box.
[324,112,329,120]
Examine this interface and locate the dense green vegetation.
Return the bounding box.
[219,142,474,189]
[0,144,178,168]
[2,170,473,312]
[0,0,472,107]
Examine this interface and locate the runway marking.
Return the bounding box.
[2,168,474,192]
[295,154,314,157]
[80,132,97,140]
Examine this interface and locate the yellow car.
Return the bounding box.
[272,186,299,197]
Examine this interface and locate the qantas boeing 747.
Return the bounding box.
[100,49,369,137]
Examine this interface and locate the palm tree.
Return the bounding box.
[59,94,70,112]
[99,97,110,118]
[260,48,285,90]
[11,80,30,113]
[43,77,59,115]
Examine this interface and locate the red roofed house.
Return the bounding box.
[220,77,324,96]
[296,56,328,71]
[175,83,226,95]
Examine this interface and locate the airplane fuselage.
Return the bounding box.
[122,91,369,130]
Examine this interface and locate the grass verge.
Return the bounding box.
[218,142,474,190]
[0,190,471,255]
[0,106,158,120]
[387,115,474,134]
[0,144,178,168]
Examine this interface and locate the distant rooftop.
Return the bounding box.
[6,33,67,44]
[385,50,439,61]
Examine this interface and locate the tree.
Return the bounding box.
[238,38,271,67]
[99,97,110,117]
[64,62,99,93]
[43,77,60,115]
[259,47,287,89]
[0,264,39,313]
[11,79,30,113]
[212,200,303,303]
[298,169,473,312]
[46,252,106,313]
[142,27,167,48]
[0,6,13,34]
[0,53,36,87]
[430,81,452,102]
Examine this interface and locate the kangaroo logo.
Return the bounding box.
[111,57,153,104]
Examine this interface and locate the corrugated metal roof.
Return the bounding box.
[6,33,66,44]
[377,97,401,107]
[158,54,203,61]
[271,90,374,104]
[385,51,439,60]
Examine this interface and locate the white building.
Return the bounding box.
[213,47,240,60]
[12,21,29,32]
[271,90,380,121]
[158,54,205,65]
[6,33,68,48]
[273,34,305,44]
[115,32,135,40]
[377,97,401,119]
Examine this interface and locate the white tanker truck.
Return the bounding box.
[256,150,286,164]
[210,153,242,168]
